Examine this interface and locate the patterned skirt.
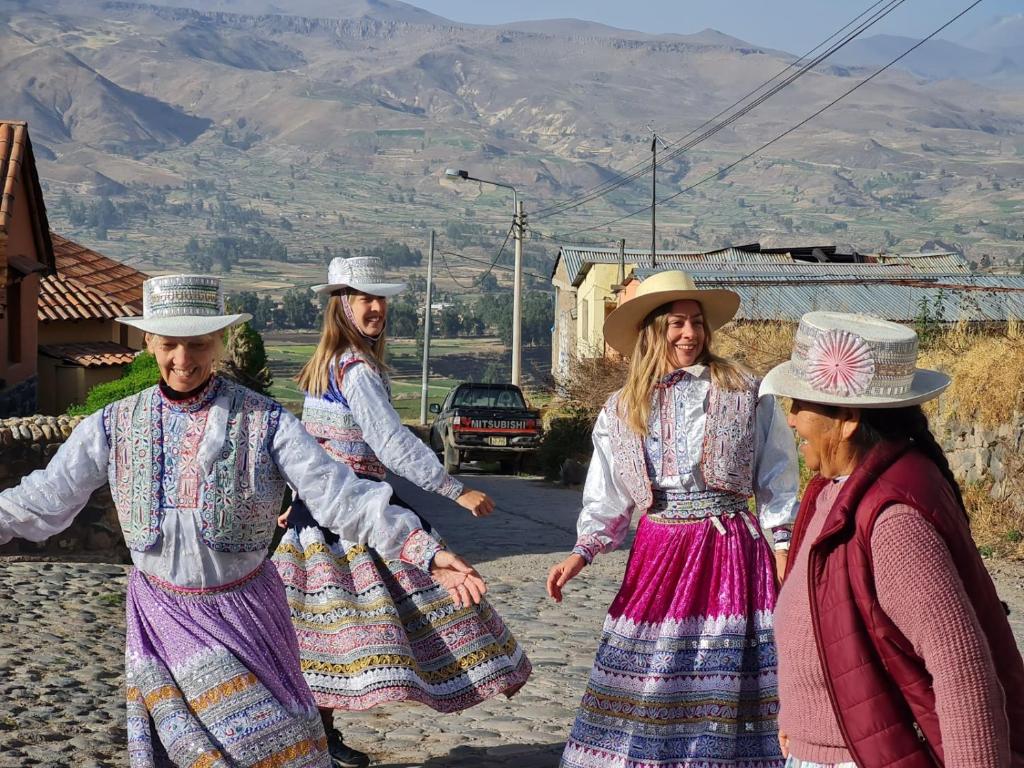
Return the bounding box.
[561,500,783,768]
[272,499,531,713]
[125,562,328,768]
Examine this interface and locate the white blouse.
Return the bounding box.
[0,394,433,589]
[341,363,463,499]
[575,365,799,557]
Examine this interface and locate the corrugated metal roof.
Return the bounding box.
[630,269,1024,322]
[561,246,792,286]
[556,244,969,286]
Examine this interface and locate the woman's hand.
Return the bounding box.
[778,729,790,759]
[774,550,789,584]
[430,550,487,608]
[546,554,586,603]
[456,489,495,517]
[277,506,291,529]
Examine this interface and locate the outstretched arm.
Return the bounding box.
[0,412,110,546]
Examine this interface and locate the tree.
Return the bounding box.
[222,322,273,394]
[438,305,463,337]
[388,301,419,338]
[282,288,318,329]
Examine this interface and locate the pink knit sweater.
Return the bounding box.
[775,478,1010,766]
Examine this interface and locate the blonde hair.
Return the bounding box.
[297,292,388,398]
[617,303,752,436]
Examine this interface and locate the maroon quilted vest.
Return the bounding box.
[787,441,1024,768]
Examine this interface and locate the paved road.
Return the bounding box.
[1,471,1022,767]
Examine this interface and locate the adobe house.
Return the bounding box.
[0,121,55,417]
[36,233,148,414]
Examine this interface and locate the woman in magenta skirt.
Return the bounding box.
[547,271,799,768]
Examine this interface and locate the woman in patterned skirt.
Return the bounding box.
[0,274,486,768]
[547,271,799,768]
[273,256,531,768]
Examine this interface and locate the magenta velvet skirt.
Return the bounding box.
[561,507,784,768]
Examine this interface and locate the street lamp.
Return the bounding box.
[444,168,525,387]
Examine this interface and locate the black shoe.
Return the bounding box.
[325,728,370,768]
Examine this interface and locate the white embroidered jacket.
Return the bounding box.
[0,378,440,589]
[573,364,799,562]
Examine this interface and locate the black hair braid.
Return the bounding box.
[856,406,968,520]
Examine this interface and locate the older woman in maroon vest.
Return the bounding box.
[762,311,1024,768]
[548,271,800,768]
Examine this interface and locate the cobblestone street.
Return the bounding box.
[2,473,1022,767]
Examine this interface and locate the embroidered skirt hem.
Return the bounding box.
[125,562,329,768]
[560,512,784,768]
[272,526,531,713]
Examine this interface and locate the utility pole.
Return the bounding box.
[617,237,626,289]
[419,229,434,425]
[511,200,524,387]
[651,133,657,269]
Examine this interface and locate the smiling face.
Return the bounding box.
[664,299,706,368]
[787,399,861,478]
[147,334,218,393]
[349,292,388,337]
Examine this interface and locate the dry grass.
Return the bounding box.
[715,321,796,377]
[918,320,1024,427]
[963,471,1024,561]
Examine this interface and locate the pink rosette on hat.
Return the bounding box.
[806,329,876,396]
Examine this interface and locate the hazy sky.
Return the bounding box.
[410,1,1017,52]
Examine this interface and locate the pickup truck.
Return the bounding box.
[428,383,543,473]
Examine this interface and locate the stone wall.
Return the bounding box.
[933,410,1024,499]
[0,375,38,418]
[0,414,129,561]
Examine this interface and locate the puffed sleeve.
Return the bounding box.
[752,394,799,549]
[341,363,463,500]
[0,411,110,546]
[572,408,635,564]
[271,409,440,570]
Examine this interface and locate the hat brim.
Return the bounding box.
[312,281,406,297]
[116,313,251,337]
[603,288,741,356]
[759,361,950,409]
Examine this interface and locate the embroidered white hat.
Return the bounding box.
[759,312,950,408]
[116,274,251,337]
[603,270,741,355]
[312,256,406,297]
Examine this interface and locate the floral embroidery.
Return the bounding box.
[399,528,442,570]
[108,378,285,553]
[700,380,758,496]
[572,533,604,564]
[806,329,876,396]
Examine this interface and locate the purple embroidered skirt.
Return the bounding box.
[124,562,329,768]
[272,521,531,713]
[561,493,784,768]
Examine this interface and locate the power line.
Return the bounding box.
[440,250,550,282]
[535,0,984,241]
[530,0,907,223]
[435,223,515,288]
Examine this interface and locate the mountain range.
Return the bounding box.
[1,0,1022,292]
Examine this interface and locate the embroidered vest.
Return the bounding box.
[300,351,388,480]
[106,378,285,553]
[604,375,758,512]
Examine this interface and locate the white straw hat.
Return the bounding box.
[603,270,740,355]
[312,256,406,296]
[117,275,250,337]
[759,312,950,408]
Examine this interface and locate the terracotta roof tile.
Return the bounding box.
[38,272,138,322]
[49,232,148,311]
[0,121,54,268]
[39,341,138,368]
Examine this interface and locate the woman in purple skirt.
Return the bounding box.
[0,274,486,768]
[547,271,799,768]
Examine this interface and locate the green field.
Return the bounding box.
[265,334,525,420]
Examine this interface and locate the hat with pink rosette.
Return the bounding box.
[759,312,950,408]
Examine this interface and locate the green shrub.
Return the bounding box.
[68,352,160,416]
[537,409,595,481]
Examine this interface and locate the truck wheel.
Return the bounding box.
[443,441,461,474]
[499,455,521,475]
